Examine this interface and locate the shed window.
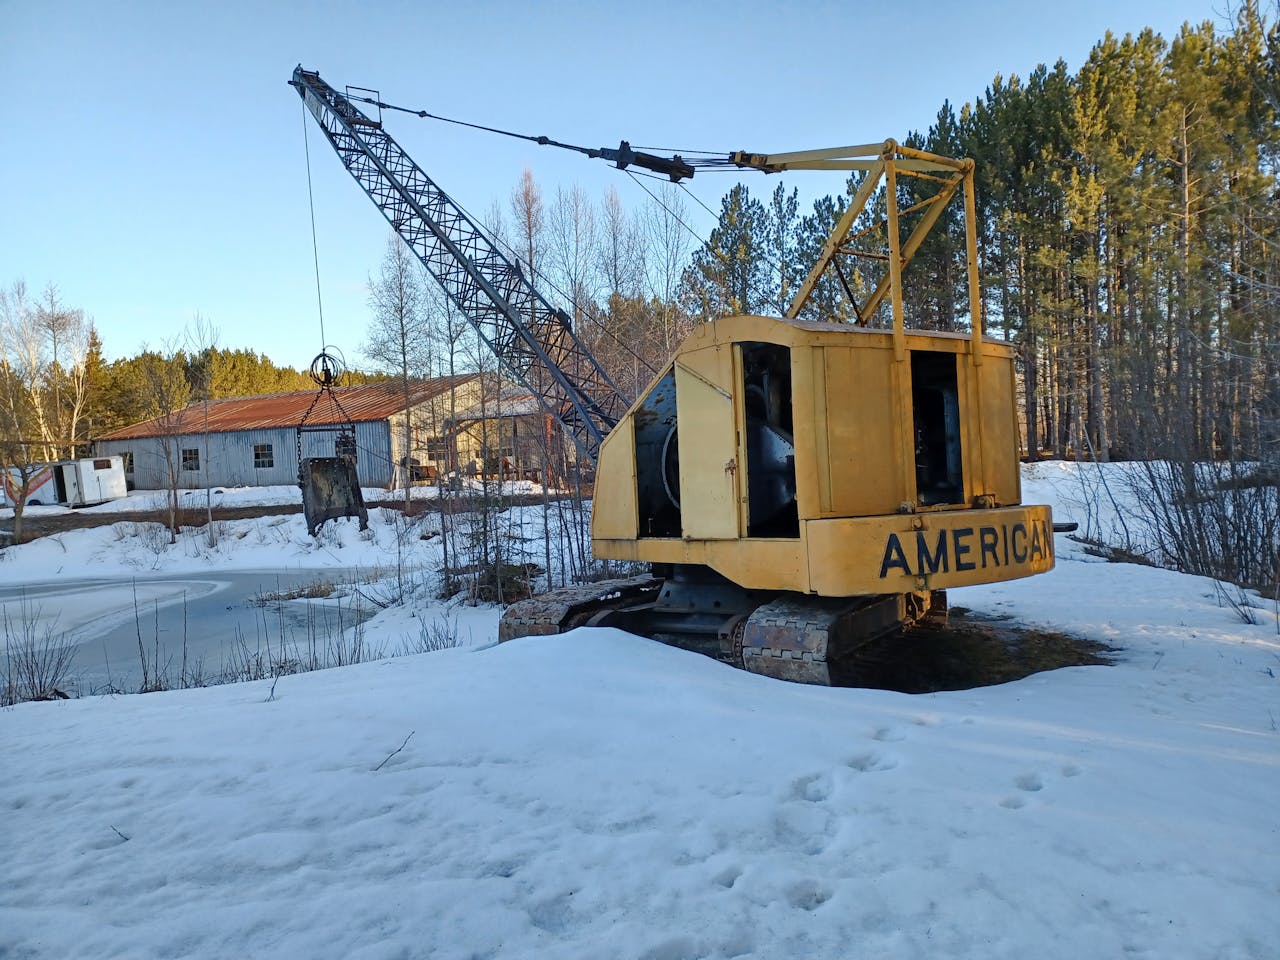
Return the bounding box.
[121,452,134,474]
[253,443,274,469]
[181,448,200,471]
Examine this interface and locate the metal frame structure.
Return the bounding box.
[732,141,983,364]
[290,67,627,464]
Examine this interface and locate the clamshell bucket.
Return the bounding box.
[300,455,367,537]
[297,350,369,537]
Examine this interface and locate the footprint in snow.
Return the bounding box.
[871,726,906,742]
[527,891,575,934]
[785,878,833,912]
[847,751,898,773]
[791,773,832,802]
[712,865,742,889]
[1014,772,1044,792]
[1000,772,1048,808]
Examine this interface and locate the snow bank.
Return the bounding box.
[3,600,1276,959]
[1,463,1277,958]
[0,507,429,582]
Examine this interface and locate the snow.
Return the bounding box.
[0,505,434,581]
[2,464,1279,959]
[7,479,548,519]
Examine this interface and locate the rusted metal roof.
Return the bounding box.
[97,375,479,441]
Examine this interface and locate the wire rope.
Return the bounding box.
[341,83,850,341]
[343,91,731,173]
[443,190,660,382]
[301,104,327,353]
[626,172,799,317]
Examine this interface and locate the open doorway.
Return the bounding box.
[911,351,964,506]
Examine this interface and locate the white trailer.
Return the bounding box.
[2,457,128,508]
[1,464,58,507]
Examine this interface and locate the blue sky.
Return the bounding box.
[2,0,1226,371]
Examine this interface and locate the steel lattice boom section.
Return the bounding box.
[290,67,627,464]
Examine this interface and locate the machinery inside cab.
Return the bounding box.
[911,350,963,506]
[631,339,799,541]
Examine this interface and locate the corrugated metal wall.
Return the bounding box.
[94,421,393,490]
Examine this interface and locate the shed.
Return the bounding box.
[449,386,576,483]
[93,376,480,491]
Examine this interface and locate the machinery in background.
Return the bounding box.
[292,68,1056,684]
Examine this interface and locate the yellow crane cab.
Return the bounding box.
[505,141,1055,683]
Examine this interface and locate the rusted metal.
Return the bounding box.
[741,594,907,685]
[98,376,477,441]
[497,575,661,643]
[299,457,368,536]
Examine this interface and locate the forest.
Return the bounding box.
[0,9,1275,588]
[665,8,1277,468]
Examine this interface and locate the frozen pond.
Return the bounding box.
[0,569,376,695]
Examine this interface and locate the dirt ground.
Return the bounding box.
[8,503,307,542]
[833,607,1115,693]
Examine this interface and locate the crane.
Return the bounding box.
[290,66,626,465]
[292,67,1059,685]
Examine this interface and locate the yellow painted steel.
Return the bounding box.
[590,140,1055,608]
[786,160,883,320]
[804,506,1055,595]
[591,415,637,542]
[593,534,810,593]
[748,140,979,334]
[590,315,1048,594]
[674,352,739,540]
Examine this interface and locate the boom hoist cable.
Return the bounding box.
[340,89,700,183]
[333,79,970,332]
[343,90,792,376]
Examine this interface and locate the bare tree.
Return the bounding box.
[424,282,472,597]
[642,185,695,354]
[0,282,96,541]
[509,168,545,279]
[365,232,431,514]
[186,313,220,544]
[548,184,599,312]
[133,343,192,544]
[35,285,91,459]
[597,186,645,300]
[508,170,560,586]
[0,283,48,543]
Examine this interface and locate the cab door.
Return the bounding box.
[674,344,741,540]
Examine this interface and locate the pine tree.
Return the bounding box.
[680,184,766,320]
